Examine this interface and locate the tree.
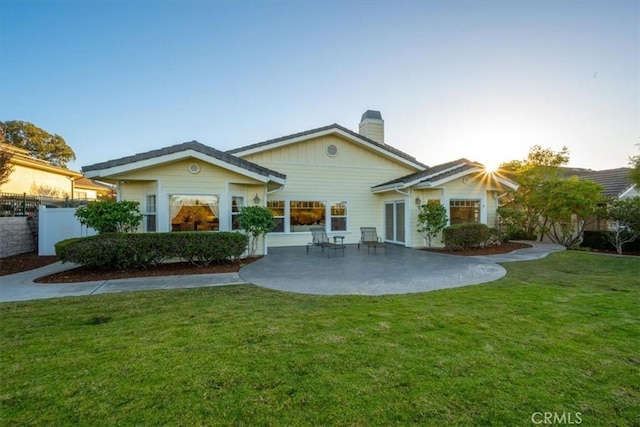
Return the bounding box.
[603,196,640,254]
[498,145,571,240]
[539,177,604,246]
[237,206,275,256]
[0,147,13,190]
[75,200,143,234]
[2,120,76,168]
[417,201,448,247]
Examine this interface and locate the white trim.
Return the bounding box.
[619,184,637,199]
[373,166,519,193]
[84,149,284,185]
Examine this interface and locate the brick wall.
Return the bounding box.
[0,217,37,258]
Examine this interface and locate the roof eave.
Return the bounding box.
[231,125,427,171]
[83,149,277,184]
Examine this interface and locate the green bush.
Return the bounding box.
[442,223,491,251]
[75,200,143,233]
[486,227,505,246]
[55,232,249,269]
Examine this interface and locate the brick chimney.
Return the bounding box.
[358,110,384,144]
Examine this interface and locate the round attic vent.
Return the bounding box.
[188,163,201,174]
[326,144,338,157]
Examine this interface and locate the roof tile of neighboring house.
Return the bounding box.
[82,140,286,180]
[373,158,482,189]
[566,167,634,197]
[227,123,428,169]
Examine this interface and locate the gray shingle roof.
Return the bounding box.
[373,158,482,189]
[566,167,634,197]
[82,140,286,180]
[227,123,428,169]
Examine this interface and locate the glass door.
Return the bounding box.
[384,201,406,244]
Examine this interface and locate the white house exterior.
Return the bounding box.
[83,111,518,254]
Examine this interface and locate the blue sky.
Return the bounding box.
[1,0,638,172]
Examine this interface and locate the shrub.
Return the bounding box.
[442,223,491,251]
[237,206,275,256]
[417,202,448,247]
[486,227,505,246]
[56,232,249,269]
[75,200,143,233]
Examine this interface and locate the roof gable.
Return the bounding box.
[228,124,428,171]
[82,141,286,183]
[372,158,519,192]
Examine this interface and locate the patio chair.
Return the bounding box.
[306,227,346,258]
[358,227,386,254]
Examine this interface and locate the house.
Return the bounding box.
[566,167,639,231]
[1,143,82,198]
[82,111,518,253]
[72,177,115,200]
[567,167,638,200]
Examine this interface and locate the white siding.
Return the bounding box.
[241,134,418,247]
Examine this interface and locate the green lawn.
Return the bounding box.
[1,252,639,426]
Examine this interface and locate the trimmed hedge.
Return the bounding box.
[56,232,249,269]
[442,223,492,251]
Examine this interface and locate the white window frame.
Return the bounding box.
[449,199,481,225]
[231,195,244,231]
[267,199,349,234]
[267,200,286,233]
[145,193,157,232]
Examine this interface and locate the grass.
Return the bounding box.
[1,252,639,426]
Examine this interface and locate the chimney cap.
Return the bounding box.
[361,110,382,121]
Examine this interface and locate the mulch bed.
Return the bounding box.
[34,257,261,284]
[0,252,59,276]
[421,241,532,256]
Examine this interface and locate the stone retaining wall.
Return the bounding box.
[0,216,37,258]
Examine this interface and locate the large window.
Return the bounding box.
[267,200,285,232]
[267,200,348,233]
[231,196,244,230]
[170,195,219,231]
[449,199,480,225]
[290,201,326,232]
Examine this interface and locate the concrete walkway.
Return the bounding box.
[0,241,565,302]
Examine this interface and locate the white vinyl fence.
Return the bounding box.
[38,206,96,256]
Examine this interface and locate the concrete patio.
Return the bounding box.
[0,241,565,302]
[239,241,565,295]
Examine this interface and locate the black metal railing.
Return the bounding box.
[0,192,92,217]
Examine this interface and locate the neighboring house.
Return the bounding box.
[73,177,114,200]
[1,143,82,198]
[567,167,639,231]
[567,167,638,200]
[82,111,518,253]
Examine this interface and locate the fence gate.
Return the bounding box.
[38,206,96,256]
